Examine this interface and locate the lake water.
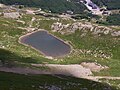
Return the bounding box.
[20,31,71,57]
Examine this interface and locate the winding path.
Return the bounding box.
[0,64,120,81]
[84,76,120,81]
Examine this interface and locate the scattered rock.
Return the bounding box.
[16,20,25,24]
[81,62,109,72]
[111,31,120,36]
[0,3,6,8]
[48,85,61,90]
[3,12,21,19]
[26,9,35,15]
[51,22,117,36]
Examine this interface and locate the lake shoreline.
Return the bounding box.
[18,29,73,59]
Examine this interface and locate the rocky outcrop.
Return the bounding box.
[3,12,21,19]
[51,22,120,37]
[81,62,109,72]
[111,31,120,36]
[0,3,6,8]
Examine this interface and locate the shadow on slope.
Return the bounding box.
[0,48,44,66]
[0,48,118,90]
[0,71,118,90]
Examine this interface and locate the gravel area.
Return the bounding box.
[0,64,92,77]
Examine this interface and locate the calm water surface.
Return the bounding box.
[20,31,71,57]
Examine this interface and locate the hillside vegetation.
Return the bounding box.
[0,0,120,14]
[0,0,86,13]
[0,71,117,90]
[0,1,120,90]
[92,0,120,10]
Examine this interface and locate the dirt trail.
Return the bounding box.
[31,64,92,77]
[84,76,120,81]
[0,64,92,77]
[0,64,120,81]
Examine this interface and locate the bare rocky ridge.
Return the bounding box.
[51,22,120,36]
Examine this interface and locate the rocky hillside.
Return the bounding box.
[51,21,120,37]
[92,0,120,10]
[0,0,86,14]
[0,0,120,14]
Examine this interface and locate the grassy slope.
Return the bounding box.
[0,0,85,14]
[0,71,117,90]
[54,30,120,76]
[0,14,120,77]
[0,11,120,80]
[92,0,120,10]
